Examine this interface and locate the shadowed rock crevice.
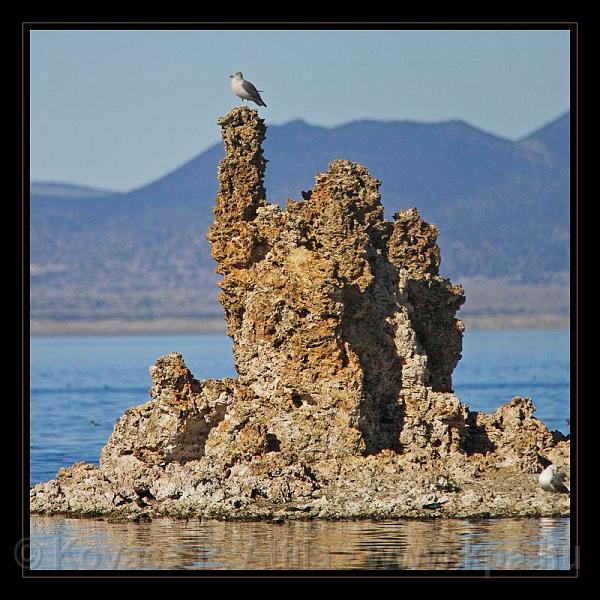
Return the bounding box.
[463,411,495,455]
[30,107,570,521]
[340,282,404,454]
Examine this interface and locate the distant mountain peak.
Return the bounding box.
[30,181,120,199]
[518,111,570,169]
[273,118,325,133]
[520,111,570,143]
[283,118,309,127]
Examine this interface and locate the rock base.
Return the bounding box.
[30,356,569,522]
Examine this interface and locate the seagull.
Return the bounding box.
[538,464,570,494]
[229,72,267,107]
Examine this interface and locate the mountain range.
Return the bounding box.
[30,111,570,325]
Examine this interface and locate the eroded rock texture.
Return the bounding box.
[206,109,468,458]
[30,108,570,521]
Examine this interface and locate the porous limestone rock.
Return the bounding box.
[30,107,570,521]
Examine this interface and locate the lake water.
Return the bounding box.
[29,515,570,571]
[29,330,570,571]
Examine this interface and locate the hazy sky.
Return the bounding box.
[30,28,570,191]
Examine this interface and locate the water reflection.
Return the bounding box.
[30,517,570,571]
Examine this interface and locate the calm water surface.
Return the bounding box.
[30,516,570,571]
[29,330,570,570]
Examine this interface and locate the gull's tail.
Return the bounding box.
[555,471,570,494]
[252,91,267,107]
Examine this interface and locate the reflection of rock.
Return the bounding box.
[30,107,569,520]
[30,515,568,570]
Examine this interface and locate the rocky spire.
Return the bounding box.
[207,107,467,457]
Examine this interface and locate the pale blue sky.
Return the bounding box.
[30,28,570,191]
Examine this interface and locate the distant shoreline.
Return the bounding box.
[29,314,570,336]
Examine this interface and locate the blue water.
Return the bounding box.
[29,330,570,488]
[454,330,570,433]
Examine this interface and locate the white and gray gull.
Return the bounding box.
[230,72,267,107]
[538,464,570,494]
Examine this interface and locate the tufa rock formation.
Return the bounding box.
[206,108,468,459]
[30,108,569,521]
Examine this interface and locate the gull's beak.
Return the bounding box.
[229,74,233,78]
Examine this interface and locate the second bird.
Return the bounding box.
[230,72,267,107]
